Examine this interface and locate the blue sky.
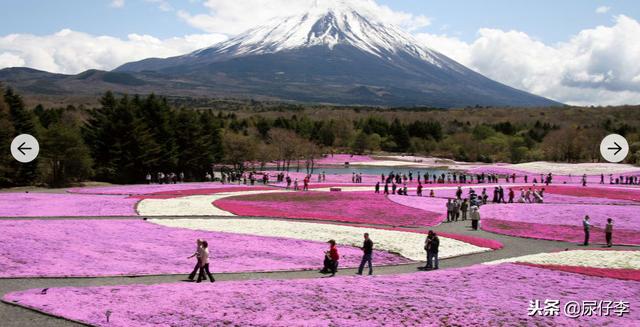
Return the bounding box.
[0,0,637,43]
[1,0,640,105]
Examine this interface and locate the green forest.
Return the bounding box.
[1,87,639,188]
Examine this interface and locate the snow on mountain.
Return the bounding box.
[192,0,444,67]
[103,0,561,107]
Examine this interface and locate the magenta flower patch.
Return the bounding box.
[68,183,257,195]
[0,220,406,277]
[516,262,640,282]
[4,264,639,326]
[0,193,138,217]
[482,219,640,246]
[214,191,444,227]
[130,186,274,200]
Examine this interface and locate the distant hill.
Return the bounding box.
[0,2,562,108]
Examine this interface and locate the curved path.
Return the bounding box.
[1,214,637,327]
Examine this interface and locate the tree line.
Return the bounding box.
[1,87,638,188]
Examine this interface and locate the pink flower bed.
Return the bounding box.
[130,186,274,200]
[0,220,406,277]
[467,166,640,186]
[0,193,137,217]
[387,194,447,216]
[542,193,636,205]
[68,183,251,195]
[482,219,640,246]
[540,186,640,202]
[437,232,504,250]
[5,264,639,326]
[214,191,444,227]
[481,203,639,231]
[516,263,640,282]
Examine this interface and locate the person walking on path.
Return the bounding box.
[605,218,614,248]
[424,231,440,270]
[196,241,215,283]
[187,239,204,281]
[446,199,454,222]
[460,199,469,221]
[357,233,374,275]
[470,206,481,230]
[375,182,380,194]
[583,215,591,246]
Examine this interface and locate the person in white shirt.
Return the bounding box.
[187,239,204,281]
[197,241,215,283]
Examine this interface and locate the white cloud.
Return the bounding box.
[596,6,611,14]
[145,0,173,12]
[0,29,227,74]
[110,0,125,8]
[1,1,639,106]
[417,15,640,106]
[178,0,430,35]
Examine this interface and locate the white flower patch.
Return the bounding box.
[137,190,284,216]
[150,218,492,261]
[484,250,640,270]
[510,162,640,175]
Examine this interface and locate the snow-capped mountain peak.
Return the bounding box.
[192,0,442,66]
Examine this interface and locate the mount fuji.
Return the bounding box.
[0,1,561,107]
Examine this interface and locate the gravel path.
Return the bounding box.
[1,215,637,327]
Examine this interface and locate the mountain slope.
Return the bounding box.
[1,1,561,107]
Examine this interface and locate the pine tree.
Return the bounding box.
[139,94,177,171]
[5,88,40,185]
[390,118,410,152]
[83,91,118,181]
[0,90,15,186]
[174,109,209,180]
[84,92,161,183]
[40,121,93,187]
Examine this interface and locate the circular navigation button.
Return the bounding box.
[10,134,40,163]
[600,134,629,163]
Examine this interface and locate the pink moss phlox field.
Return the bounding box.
[382,226,503,250]
[5,264,639,327]
[481,203,639,230]
[129,186,274,200]
[68,183,255,195]
[0,220,406,278]
[482,219,640,246]
[466,166,640,185]
[540,185,640,202]
[436,232,503,250]
[0,193,137,217]
[387,194,447,216]
[214,191,444,227]
[516,263,640,282]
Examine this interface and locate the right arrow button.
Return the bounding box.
[600,134,629,163]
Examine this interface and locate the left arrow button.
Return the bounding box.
[11,134,39,163]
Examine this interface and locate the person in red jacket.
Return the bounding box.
[327,239,340,277]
